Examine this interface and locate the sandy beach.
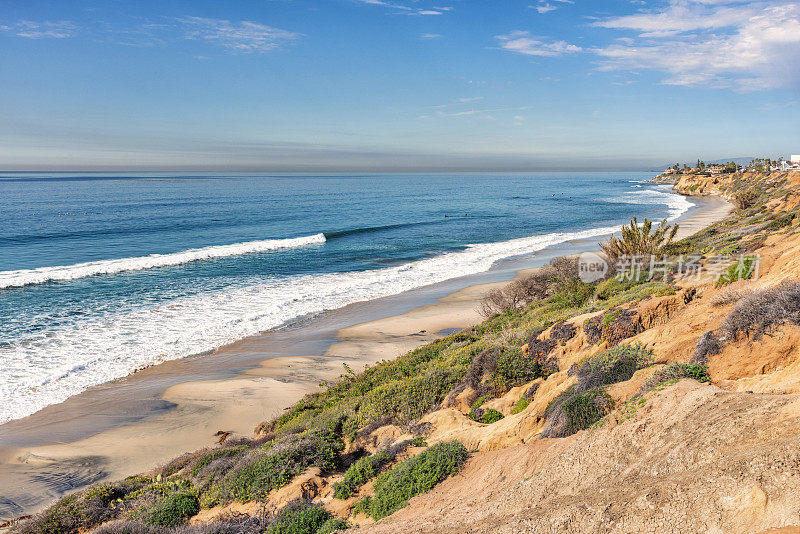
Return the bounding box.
[0,194,731,521]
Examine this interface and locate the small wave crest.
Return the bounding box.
[607,186,694,221]
[0,233,326,289]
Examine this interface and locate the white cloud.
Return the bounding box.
[592,1,800,91]
[354,0,452,15]
[421,33,443,39]
[535,3,558,13]
[179,17,299,52]
[496,31,582,56]
[2,20,77,39]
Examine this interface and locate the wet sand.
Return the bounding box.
[0,194,731,520]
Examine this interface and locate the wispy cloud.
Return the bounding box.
[178,16,300,53]
[1,20,77,39]
[591,0,800,91]
[495,31,582,56]
[354,0,453,15]
[529,0,574,14]
[421,33,443,39]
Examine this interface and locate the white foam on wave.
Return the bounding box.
[0,234,327,289]
[608,185,694,221]
[0,225,619,424]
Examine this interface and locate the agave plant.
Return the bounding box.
[600,217,679,263]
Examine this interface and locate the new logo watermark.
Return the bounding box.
[578,252,608,283]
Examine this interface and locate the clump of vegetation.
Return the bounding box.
[479,257,590,316]
[542,344,653,438]
[599,217,678,263]
[511,398,530,414]
[201,430,344,507]
[264,501,347,534]
[353,441,468,520]
[491,346,556,393]
[691,331,721,365]
[722,281,800,341]
[767,211,796,230]
[583,308,643,346]
[144,492,199,527]
[13,477,155,534]
[639,363,710,394]
[479,408,504,424]
[715,256,758,287]
[541,387,614,438]
[710,283,755,307]
[333,438,421,500]
[573,343,654,390]
[732,189,758,210]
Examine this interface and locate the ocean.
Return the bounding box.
[0,172,692,424]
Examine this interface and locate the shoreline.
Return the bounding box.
[0,194,731,520]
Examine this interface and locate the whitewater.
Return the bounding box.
[0,233,326,289]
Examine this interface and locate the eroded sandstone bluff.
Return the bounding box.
[11,170,800,534]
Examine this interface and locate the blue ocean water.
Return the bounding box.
[0,172,691,423]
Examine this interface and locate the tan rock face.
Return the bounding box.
[359,382,800,534]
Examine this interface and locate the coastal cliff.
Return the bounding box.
[10,171,800,534]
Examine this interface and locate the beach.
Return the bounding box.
[0,193,730,520]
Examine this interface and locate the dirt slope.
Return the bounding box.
[360,381,800,533]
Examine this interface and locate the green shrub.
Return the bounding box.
[639,363,710,394]
[470,394,492,410]
[768,212,796,230]
[599,217,679,263]
[353,441,468,520]
[191,446,247,477]
[333,449,393,499]
[732,189,758,210]
[144,492,199,527]
[14,477,154,534]
[541,387,614,438]
[549,277,594,308]
[492,348,554,393]
[264,501,341,534]
[202,431,344,507]
[511,398,530,414]
[715,256,757,287]
[480,408,504,424]
[574,343,654,390]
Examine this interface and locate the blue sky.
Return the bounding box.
[1,0,799,171]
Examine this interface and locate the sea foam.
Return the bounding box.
[0,233,326,289]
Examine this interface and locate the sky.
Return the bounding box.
[1,0,799,172]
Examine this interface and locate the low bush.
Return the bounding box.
[479,408,504,424]
[573,343,654,390]
[732,189,758,210]
[144,492,199,527]
[263,501,345,534]
[333,449,393,500]
[715,256,758,287]
[721,281,800,340]
[691,331,721,365]
[201,431,344,507]
[541,344,653,438]
[511,398,530,414]
[13,477,154,534]
[639,363,710,394]
[541,387,614,438]
[353,441,468,520]
[768,211,796,230]
[583,309,644,346]
[710,283,755,306]
[479,257,585,316]
[491,347,555,393]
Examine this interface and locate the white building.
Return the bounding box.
[792,155,800,164]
